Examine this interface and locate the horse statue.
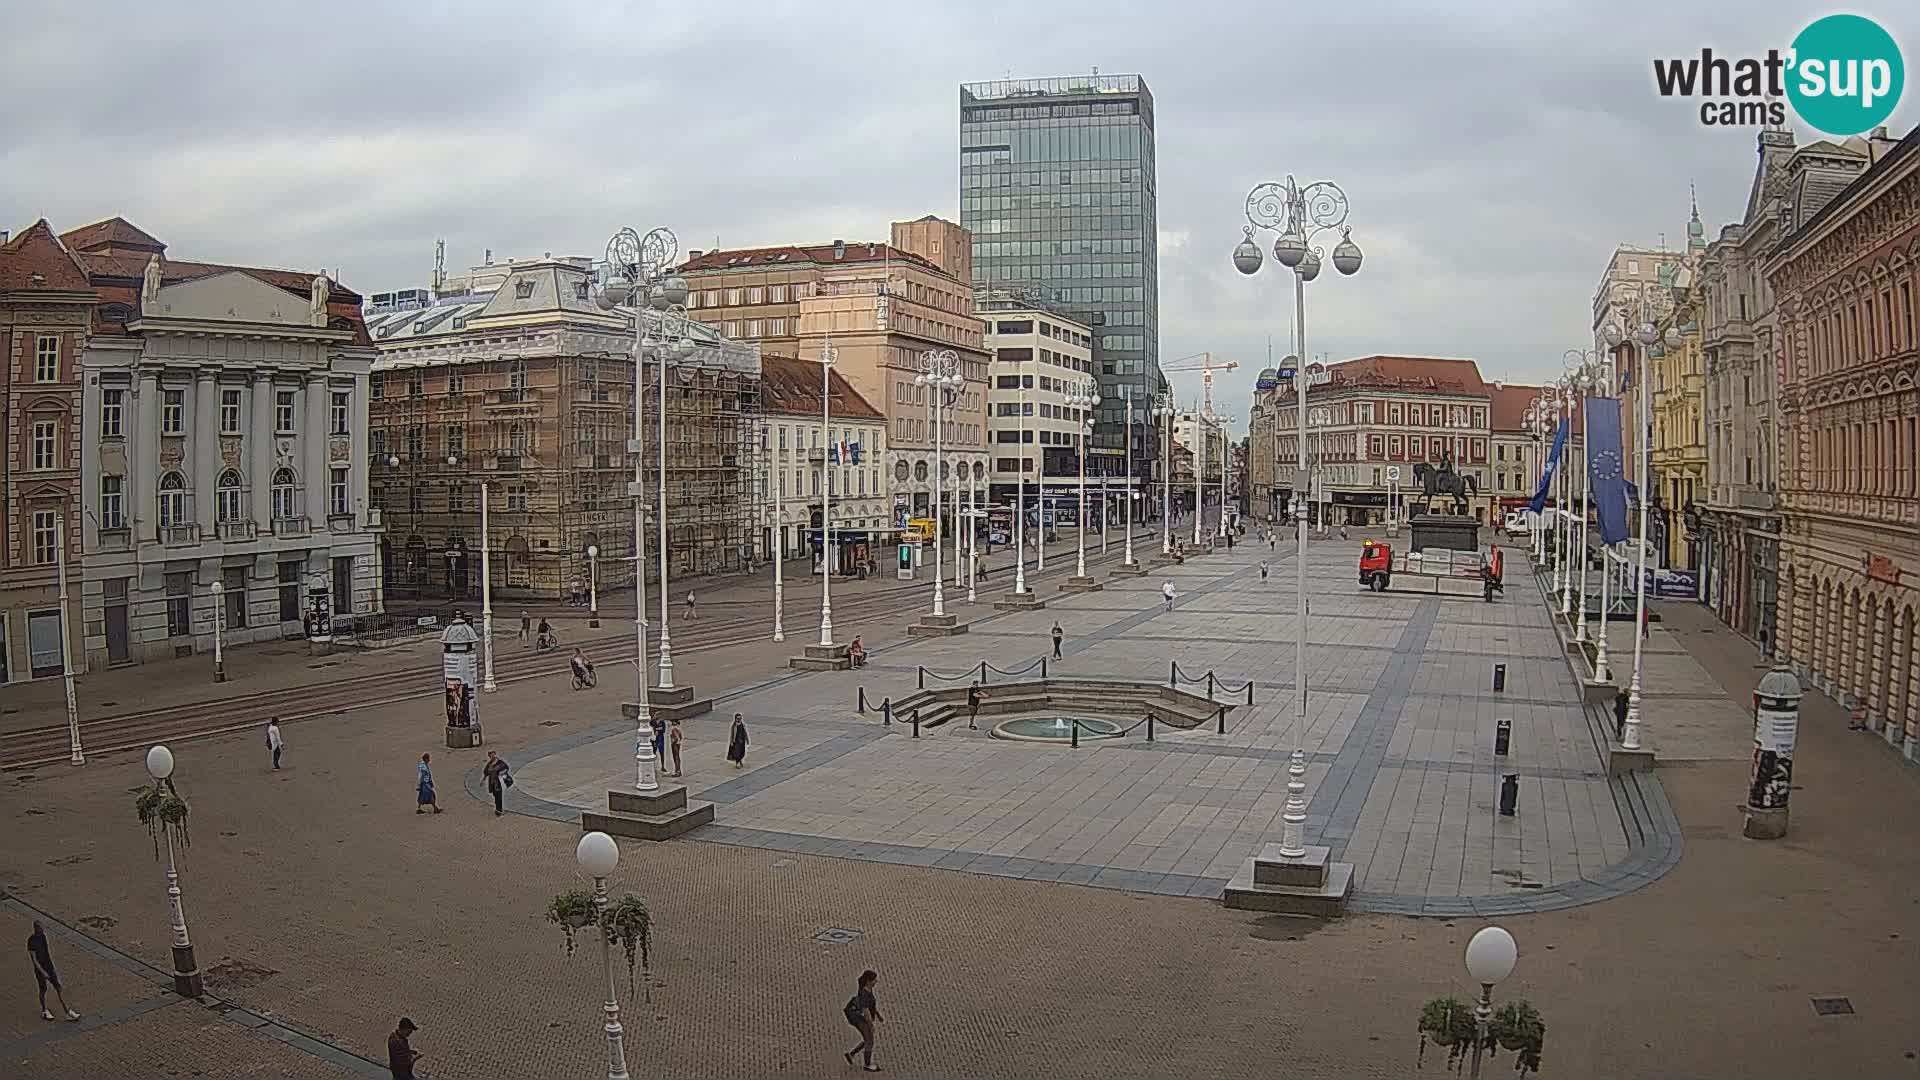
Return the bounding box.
[1412,459,1477,516]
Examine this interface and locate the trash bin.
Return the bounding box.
[1492,663,1507,692]
[1499,774,1519,817]
[1494,719,1512,757]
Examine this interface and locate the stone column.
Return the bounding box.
[1775,564,1795,668]
[1870,600,1892,735]
[250,373,273,526]
[194,372,218,535]
[1812,584,1830,691]
[1849,597,1870,711]
[136,370,161,541]
[304,374,328,530]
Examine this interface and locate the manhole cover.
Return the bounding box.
[1810,997,1854,1016]
[813,927,865,946]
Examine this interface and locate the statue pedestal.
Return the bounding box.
[1409,515,1480,553]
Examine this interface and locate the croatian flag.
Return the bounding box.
[1527,418,1567,514]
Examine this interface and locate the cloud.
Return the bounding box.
[6,0,1914,431]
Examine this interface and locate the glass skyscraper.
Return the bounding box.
[959,75,1158,459]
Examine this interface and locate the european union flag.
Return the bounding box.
[1586,395,1630,545]
[1527,418,1567,514]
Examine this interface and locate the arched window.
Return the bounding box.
[216,469,245,523]
[158,471,188,527]
[271,467,299,521]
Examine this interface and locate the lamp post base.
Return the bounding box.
[170,945,204,999]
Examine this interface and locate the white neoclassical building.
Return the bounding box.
[66,219,379,668]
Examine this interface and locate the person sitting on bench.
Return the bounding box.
[848,636,867,668]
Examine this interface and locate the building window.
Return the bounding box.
[506,485,528,511]
[31,510,58,564]
[31,419,57,470]
[221,389,243,433]
[447,424,465,456]
[329,467,349,517]
[223,566,248,629]
[271,467,299,520]
[747,287,764,304]
[165,571,192,637]
[370,373,384,400]
[275,390,296,433]
[100,388,124,438]
[216,469,245,522]
[769,285,787,303]
[100,475,125,529]
[725,288,742,305]
[449,484,466,512]
[330,391,351,435]
[510,422,529,454]
[278,560,302,622]
[746,319,762,337]
[161,389,184,434]
[447,370,465,395]
[158,471,188,527]
[35,335,59,382]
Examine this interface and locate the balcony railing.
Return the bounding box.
[273,515,311,537]
[162,523,201,546]
[97,526,132,552]
[218,520,255,541]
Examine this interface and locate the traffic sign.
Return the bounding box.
[1385,466,1401,483]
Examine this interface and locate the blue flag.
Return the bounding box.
[1586,395,1630,544]
[1527,418,1567,514]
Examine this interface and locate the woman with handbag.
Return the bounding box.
[842,969,882,1071]
[483,751,512,817]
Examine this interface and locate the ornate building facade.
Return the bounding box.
[364,255,761,603]
[758,353,888,574]
[1770,125,1918,763]
[1650,203,1709,570]
[0,222,92,682]
[69,219,381,668]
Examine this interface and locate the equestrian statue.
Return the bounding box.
[1412,456,1476,517]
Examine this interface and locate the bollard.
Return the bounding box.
[1147,714,1155,741]
[911,710,921,738]
[1169,660,1177,687]
[917,666,926,690]
[858,687,868,714]
[1494,718,1512,757]
[1245,681,1255,706]
[1744,667,1802,840]
[1208,672,1217,698]
[1041,657,1048,679]
[1217,706,1226,734]
[1071,718,1080,748]
[881,698,892,727]
[1492,663,1507,693]
[1498,773,1519,816]
[980,660,988,682]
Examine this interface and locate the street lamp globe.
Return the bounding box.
[1297,248,1323,282]
[1232,229,1264,276]
[662,275,690,307]
[1272,227,1308,268]
[647,282,671,311]
[598,279,632,310]
[1464,926,1518,985]
[1664,325,1684,347]
[1331,228,1363,276]
[146,744,175,781]
[587,544,598,560]
[576,830,619,877]
[387,455,400,468]
[1601,323,1624,347]
[1634,321,1658,346]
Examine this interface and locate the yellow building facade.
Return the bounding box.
[1650,202,1710,570]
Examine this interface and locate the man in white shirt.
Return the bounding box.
[1162,581,1177,612]
[266,718,284,770]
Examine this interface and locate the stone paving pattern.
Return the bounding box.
[515,538,1634,906]
[5,537,1919,1078]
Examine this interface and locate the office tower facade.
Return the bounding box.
[959,75,1158,470]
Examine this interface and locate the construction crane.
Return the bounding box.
[1162,352,1239,416]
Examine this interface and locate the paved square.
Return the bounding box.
[514,538,1655,913]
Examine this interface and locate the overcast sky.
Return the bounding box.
[6,2,1913,431]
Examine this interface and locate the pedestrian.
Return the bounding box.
[483,750,511,816]
[1260,561,1269,580]
[1270,534,1277,552]
[1225,532,1234,551]
[842,969,883,1072]
[1613,689,1630,744]
[685,590,697,621]
[416,753,441,814]
[520,611,531,645]
[266,717,283,770]
[668,717,684,777]
[1162,580,1176,612]
[27,921,80,1022]
[966,680,987,729]
[1640,605,1651,641]
[387,1017,422,1079]
[726,713,749,768]
[650,715,667,763]
[1050,621,1064,659]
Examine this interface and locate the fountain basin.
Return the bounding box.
[990,716,1126,743]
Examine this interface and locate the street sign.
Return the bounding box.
[1385,466,1402,483]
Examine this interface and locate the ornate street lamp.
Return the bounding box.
[1233,173,1363,860]
[1066,382,1101,579]
[915,350,963,618]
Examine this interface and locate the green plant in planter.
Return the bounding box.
[600,895,653,997]
[133,782,191,859]
[1491,1000,1546,1075]
[1416,996,1480,1072]
[1414,996,1549,1075]
[547,890,597,957]
[546,891,654,997]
